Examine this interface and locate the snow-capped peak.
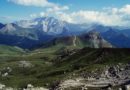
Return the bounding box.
[15,17,67,34]
[2,23,16,31]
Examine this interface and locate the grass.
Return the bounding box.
[0,45,25,55]
[0,46,130,88]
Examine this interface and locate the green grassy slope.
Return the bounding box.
[0,45,25,55]
[54,48,130,75]
[0,47,130,88]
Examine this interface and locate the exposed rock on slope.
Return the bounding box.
[79,31,113,48]
[45,31,113,48]
[56,64,130,90]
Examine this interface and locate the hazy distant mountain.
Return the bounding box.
[15,17,109,35]
[0,23,4,29]
[0,17,130,48]
[101,30,130,48]
[119,29,130,38]
[0,23,16,32]
[0,23,54,49]
[15,17,67,35]
[0,17,104,49]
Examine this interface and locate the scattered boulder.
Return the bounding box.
[0,67,12,77]
[125,85,130,90]
[19,61,33,68]
[2,72,8,77]
[107,87,112,90]
[0,84,5,89]
[27,84,34,89]
[119,88,122,90]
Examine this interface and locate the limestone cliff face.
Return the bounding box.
[51,35,79,46]
[45,31,113,48]
[79,31,113,48]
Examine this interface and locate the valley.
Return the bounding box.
[0,17,130,90]
[0,45,130,90]
[1,0,130,89]
[0,17,130,49]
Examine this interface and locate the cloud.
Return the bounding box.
[58,10,123,26]
[8,0,69,11]
[46,6,69,12]
[0,16,12,20]
[8,0,56,7]
[30,5,69,18]
[30,14,37,18]
[53,4,130,27]
[8,0,69,19]
[10,0,130,27]
[29,4,130,27]
[119,4,130,14]
[0,16,16,23]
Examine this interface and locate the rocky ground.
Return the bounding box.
[1,62,130,90]
[0,83,49,90]
[0,48,130,90]
[56,63,130,90]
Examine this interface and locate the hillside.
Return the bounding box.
[0,17,130,48]
[0,48,130,89]
[40,31,113,51]
[1,1,130,90]
[79,31,113,48]
[0,45,25,55]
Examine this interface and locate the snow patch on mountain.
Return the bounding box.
[1,23,16,32]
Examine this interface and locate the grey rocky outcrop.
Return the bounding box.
[57,63,130,90]
[19,61,33,68]
[0,67,12,77]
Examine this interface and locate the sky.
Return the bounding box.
[0,0,130,26]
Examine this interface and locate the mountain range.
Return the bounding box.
[0,17,130,90]
[0,17,130,49]
[0,23,5,29]
[41,31,113,49]
[101,29,130,48]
